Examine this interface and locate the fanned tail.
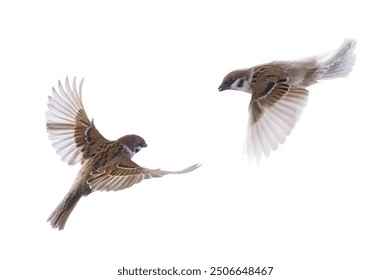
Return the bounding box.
[318,39,357,80]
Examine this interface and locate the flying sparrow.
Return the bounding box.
[218,39,357,162]
[46,77,201,230]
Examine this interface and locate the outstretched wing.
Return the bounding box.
[46,77,110,165]
[87,145,201,191]
[246,66,309,162]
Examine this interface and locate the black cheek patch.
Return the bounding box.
[237,79,244,88]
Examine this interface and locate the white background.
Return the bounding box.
[1,0,390,279]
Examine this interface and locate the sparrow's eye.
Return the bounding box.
[230,77,236,82]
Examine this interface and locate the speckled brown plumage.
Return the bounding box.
[46,77,200,230]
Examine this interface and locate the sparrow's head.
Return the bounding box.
[117,134,147,154]
[218,69,251,93]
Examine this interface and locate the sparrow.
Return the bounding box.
[46,77,201,230]
[218,39,357,162]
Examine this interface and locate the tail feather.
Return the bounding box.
[47,191,82,230]
[319,39,357,80]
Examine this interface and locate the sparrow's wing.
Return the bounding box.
[46,77,110,165]
[87,149,201,191]
[247,67,309,162]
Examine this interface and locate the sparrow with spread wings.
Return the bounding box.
[218,39,357,162]
[46,77,200,230]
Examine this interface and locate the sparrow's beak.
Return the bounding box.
[218,83,229,92]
